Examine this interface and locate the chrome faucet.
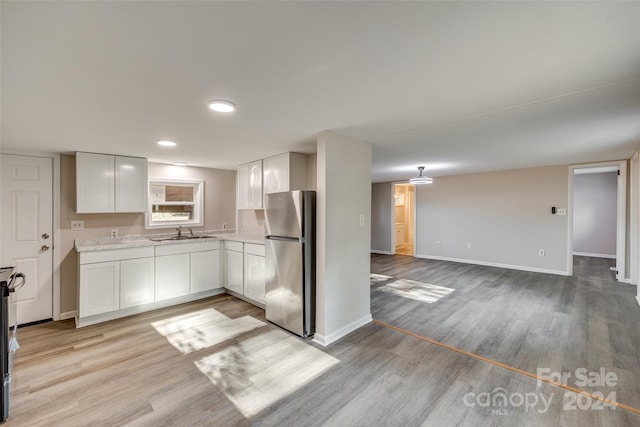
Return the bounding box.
[175,226,182,238]
[187,227,194,237]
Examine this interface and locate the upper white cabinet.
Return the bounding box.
[76,152,115,213]
[76,152,147,213]
[237,159,263,209]
[263,152,308,195]
[115,156,148,212]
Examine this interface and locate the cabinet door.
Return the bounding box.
[247,160,263,209]
[191,250,221,293]
[76,152,115,213]
[244,253,265,304]
[155,253,190,301]
[79,261,120,317]
[120,257,155,309]
[237,163,249,209]
[224,249,244,294]
[263,153,290,195]
[116,156,148,213]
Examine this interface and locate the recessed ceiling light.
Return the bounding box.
[173,162,187,167]
[208,100,235,113]
[157,140,177,147]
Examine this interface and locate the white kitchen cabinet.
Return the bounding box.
[155,253,190,301]
[263,152,308,195]
[191,249,221,293]
[224,243,244,294]
[79,261,120,317]
[155,240,221,297]
[243,244,265,305]
[76,152,147,213]
[115,156,148,212]
[77,241,222,327]
[76,152,115,213]
[120,257,155,309]
[237,160,263,209]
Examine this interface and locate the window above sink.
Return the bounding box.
[146,178,203,229]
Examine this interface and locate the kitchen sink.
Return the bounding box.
[149,235,218,242]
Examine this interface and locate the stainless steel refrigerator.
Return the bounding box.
[264,190,315,337]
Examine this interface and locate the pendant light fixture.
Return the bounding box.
[409,166,433,185]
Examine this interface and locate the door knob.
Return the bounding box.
[42,233,50,239]
[41,245,50,252]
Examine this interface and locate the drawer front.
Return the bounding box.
[244,243,265,257]
[224,240,244,252]
[80,246,154,264]
[155,240,220,256]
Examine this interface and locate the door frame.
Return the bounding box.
[391,182,416,256]
[630,152,639,285]
[1,150,61,320]
[568,160,626,282]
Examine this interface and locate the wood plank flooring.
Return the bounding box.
[7,255,640,426]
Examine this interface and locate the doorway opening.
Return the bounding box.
[394,183,415,256]
[569,161,626,282]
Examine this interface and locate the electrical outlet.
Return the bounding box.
[557,208,567,216]
[71,220,84,231]
[467,243,472,250]
[359,214,365,225]
[222,223,228,230]
[110,229,118,238]
[539,249,545,257]
[436,240,441,247]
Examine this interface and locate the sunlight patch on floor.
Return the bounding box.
[370,273,394,284]
[373,275,455,304]
[151,308,266,354]
[195,328,340,418]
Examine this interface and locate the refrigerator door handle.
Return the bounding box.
[266,235,303,243]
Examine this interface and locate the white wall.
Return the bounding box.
[371,182,393,254]
[573,172,617,257]
[315,131,372,346]
[415,165,570,275]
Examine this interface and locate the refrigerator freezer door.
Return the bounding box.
[265,238,304,336]
[265,191,303,239]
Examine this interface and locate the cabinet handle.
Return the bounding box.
[42,233,50,239]
[41,245,50,252]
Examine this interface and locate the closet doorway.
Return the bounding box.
[394,183,415,256]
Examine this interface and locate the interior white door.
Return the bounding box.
[1,154,54,324]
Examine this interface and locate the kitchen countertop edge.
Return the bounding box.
[75,232,266,252]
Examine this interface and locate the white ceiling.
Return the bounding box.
[2,2,640,182]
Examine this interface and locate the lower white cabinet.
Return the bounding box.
[224,240,265,306]
[244,249,265,305]
[155,253,190,301]
[191,249,221,293]
[77,241,222,327]
[79,261,120,317]
[120,257,155,309]
[224,244,244,294]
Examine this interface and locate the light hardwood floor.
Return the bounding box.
[7,256,640,426]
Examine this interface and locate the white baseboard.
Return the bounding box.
[371,250,392,255]
[414,254,570,277]
[313,313,373,347]
[60,310,77,321]
[573,252,616,259]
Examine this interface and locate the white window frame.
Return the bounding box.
[145,178,204,229]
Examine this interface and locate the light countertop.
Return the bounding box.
[75,230,265,252]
